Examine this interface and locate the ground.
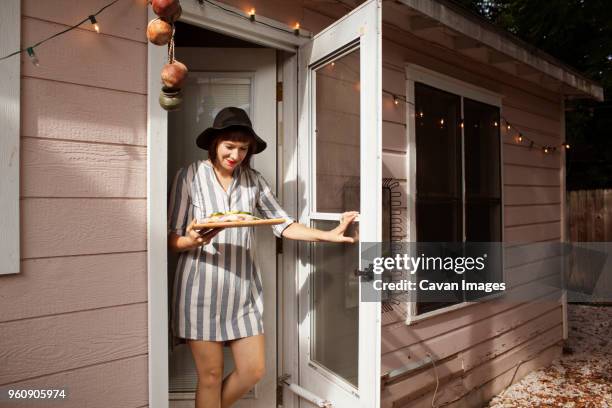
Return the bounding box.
[488,304,612,408]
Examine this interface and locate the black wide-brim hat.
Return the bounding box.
[196,107,267,154]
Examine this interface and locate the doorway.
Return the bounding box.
[166,23,279,408]
[147,2,382,408]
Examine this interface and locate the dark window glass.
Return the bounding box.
[414,82,462,314]
[415,82,462,243]
[464,98,501,242]
[414,86,502,315]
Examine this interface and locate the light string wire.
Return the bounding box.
[385,91,568,153]
[0,0,311,63]
[0,0,121,62]
[0,0,575,154]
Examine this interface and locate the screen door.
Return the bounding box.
[296,1,382,407]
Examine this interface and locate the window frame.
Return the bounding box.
[0,0,21,275]
[404,64,505,324]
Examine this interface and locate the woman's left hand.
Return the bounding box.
[325,211,359,243]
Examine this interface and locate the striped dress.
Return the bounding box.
[167,159,295,341]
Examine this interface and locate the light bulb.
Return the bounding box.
[89,15,100,33]
[249,8,256,22]
[294,22,300,35]
[26,47,40,67]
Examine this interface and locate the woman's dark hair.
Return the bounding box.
[208,127,256,168]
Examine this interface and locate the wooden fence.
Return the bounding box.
[568,189,612,242]
[567,189,612,303]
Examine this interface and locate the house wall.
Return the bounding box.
[378,12,565,408]
[209,1,565,407]
[0,1,149,406]
[0,0,565,407]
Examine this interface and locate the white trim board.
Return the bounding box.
[147,5,170,407]
[406,63,502,107]
[180,0,310,52]
[0,0,21,275]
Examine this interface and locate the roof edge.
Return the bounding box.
[397,0,604,101]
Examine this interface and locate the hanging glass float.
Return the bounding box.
[159,86,183,111]
[147,0,187,111]
[151,0,181,19]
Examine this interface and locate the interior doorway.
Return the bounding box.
[166,22,280,408]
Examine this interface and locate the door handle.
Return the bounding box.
[354,264,374,281]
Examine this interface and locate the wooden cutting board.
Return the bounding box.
[193,218,286,230]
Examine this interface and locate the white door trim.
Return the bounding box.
[180,0,307,52]
[147,5,308,408]
[278,51,301,408]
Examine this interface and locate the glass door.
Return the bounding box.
[297,1,382,407]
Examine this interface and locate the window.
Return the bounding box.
[405,65,503,317]
[0,0,21,275]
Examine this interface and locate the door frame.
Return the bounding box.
[146,2,307,407]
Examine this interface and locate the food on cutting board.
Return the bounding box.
[200,210,262,223]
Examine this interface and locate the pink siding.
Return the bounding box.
[0,0,569,406]
[376,8,565,407]
[0,1,149,406]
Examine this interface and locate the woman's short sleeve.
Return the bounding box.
[255,171,295,238]
[168,166,193,236]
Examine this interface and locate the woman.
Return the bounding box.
[168,107,358,408]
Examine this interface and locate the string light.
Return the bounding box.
[0,0,577,158]
[88,15,100,33]
[501,117,569,154]
[0,0,120,62]
[196,0,311,38]
[26,47,39,67]
[377,92,569,154]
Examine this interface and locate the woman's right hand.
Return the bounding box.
[185,219,224,249]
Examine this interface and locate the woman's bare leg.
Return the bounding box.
[221,334,265,408]
[188,339,225,408]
